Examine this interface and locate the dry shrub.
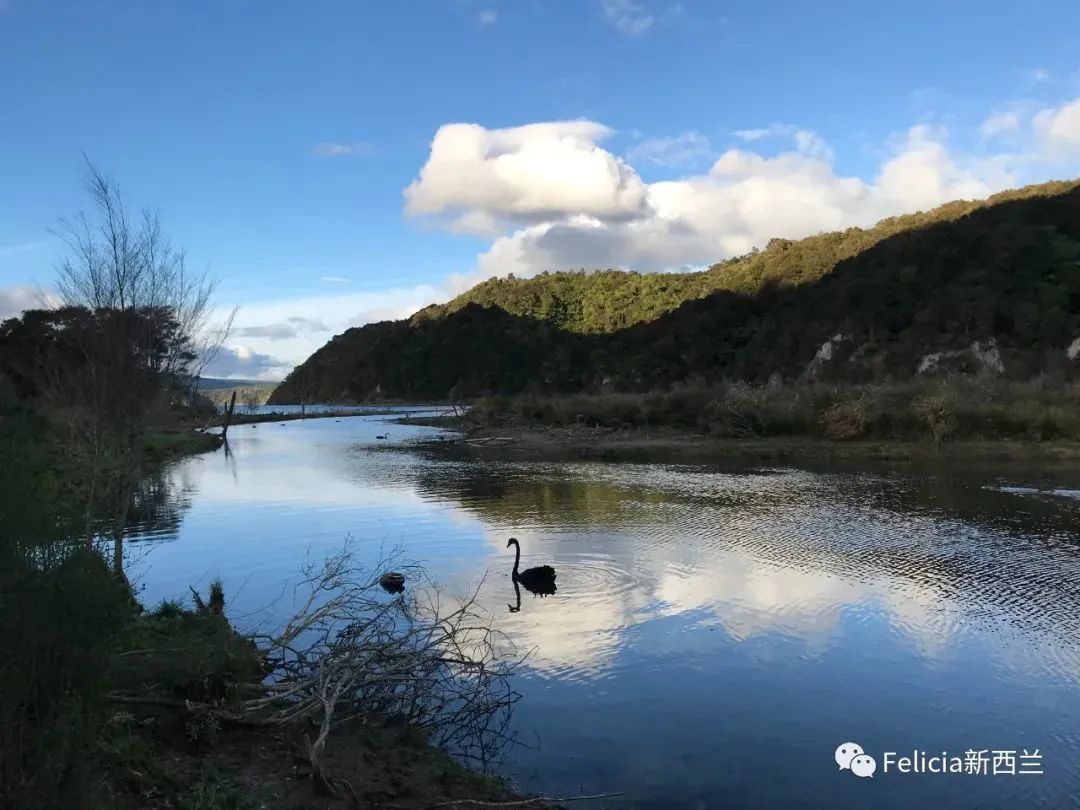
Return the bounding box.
[912,385,958,446]
[821,395,869,440]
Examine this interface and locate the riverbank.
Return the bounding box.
[403,415,1080,462]
[399,377,1080,463]
[212,407,436,427]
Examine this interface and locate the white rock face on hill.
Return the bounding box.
[803,334,851,379]
[917,338,1004,377]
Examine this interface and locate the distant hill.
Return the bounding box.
[269,179,1080,404]
[197,377,277,390]
[200,381,278,409]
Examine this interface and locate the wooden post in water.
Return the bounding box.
[222,390,237,440]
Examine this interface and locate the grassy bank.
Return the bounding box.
[409,379,1080,461]
[92,586,522,809]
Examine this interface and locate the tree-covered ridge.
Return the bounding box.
[270,178,1080,404]
[409,179,1080,335]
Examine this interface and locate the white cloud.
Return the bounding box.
[730,123,833,159]
[202,345,288,380]
[478,9,497,25]
[0,284,56,320]
[403,121,649,225]
[312,141,376,158]
[319,275,350,283]
[236,316,330,342]
[448,210,502,236]
[1034,97,1080,152]
[980,109,1025,139]
[223,284,440,370]
[1027,68,1051,83]
[405,97,1080,289]
[464,125,990,278]
[626,130,714,168]
[600,0,653,35]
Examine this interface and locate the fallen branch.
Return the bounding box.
[185,546,520,782]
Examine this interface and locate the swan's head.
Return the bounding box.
[506,537,518,548]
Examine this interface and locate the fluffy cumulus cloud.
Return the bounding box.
[459,128,979,278]
[403,121,649,229]
[407,96,1080,283]
[201,345,289,380]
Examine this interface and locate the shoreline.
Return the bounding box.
[212,406,448,427]
[399,415,1080,463]
[123,416,543,809]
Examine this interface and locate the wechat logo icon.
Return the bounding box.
[836,742,877,778]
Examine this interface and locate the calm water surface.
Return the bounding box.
[127,412,1080,809]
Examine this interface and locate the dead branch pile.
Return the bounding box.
[182,546,523,795]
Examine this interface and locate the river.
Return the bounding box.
[126,409,1080,809]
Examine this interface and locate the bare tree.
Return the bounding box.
[46,159,232,573]
[291,370,316,418]
[187,304,238,407]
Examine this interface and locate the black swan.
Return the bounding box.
[507,538,556,596]
[379,571,405,593]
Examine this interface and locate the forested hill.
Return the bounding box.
[269,179,1080,403]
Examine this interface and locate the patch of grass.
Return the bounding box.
[111,608,264,706]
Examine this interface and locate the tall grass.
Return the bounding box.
[467,378,1080,443]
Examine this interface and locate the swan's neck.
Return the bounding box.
[511,542,520,577]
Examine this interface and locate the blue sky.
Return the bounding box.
[2,0,1080,378]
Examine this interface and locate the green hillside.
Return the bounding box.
[270,179,1080,404]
